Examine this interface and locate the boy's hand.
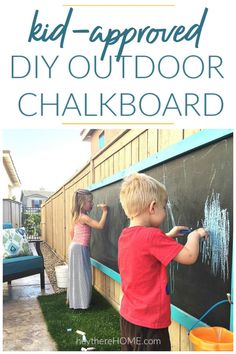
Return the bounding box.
[166,226,190,238]
[97,203,108,212]
[191,228,208,240]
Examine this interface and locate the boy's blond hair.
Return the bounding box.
[120,173,167,219]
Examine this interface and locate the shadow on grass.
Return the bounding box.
[38,288,121,351]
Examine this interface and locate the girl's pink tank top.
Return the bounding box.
[72,217,91,246]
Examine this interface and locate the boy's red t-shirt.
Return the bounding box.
[118,226,184,329]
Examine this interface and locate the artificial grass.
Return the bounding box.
[38,288,121,351]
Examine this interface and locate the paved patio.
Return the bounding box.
[3,266,57,351]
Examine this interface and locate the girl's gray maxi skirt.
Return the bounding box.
[67,242,92,309]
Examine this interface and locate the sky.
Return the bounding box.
[3,129,91,191]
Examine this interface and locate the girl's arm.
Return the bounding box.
[81,204,108,230]
[70,228,74,240]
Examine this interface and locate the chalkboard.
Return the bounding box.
[90,136,233,328]
[90,181,128,273]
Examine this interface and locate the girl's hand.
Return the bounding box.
[166,226,189,238]
[97,203,108,212]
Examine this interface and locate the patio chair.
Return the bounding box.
[3,225,45,289]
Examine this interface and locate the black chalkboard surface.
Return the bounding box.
[90,181,128,272]
[90,136,233,328]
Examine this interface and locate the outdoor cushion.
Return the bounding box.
[3,255,43,277]
[3,227,33,258]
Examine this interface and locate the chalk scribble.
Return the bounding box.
[166,200,178,293]
[201,191,230,281]
[167,192,230,293]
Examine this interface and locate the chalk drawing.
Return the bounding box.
[166,200,178,293]
[167,192,230,293]
[201,191,230,281]
[166,200,176,228]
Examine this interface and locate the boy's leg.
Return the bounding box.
[120,316,134,350]
[141,326,171,351]
[120,316,171,351]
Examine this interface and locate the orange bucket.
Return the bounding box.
[189,326,233,351]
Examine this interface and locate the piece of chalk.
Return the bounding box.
[81,348,96,352]
[179,228,193,235]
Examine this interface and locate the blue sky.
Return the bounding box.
[3,129,91,191]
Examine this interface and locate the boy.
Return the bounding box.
[118,173,208,351]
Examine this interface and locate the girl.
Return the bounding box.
[67,189,108,309]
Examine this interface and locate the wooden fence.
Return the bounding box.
[3,199,22,227]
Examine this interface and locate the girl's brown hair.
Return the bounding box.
[71,189,93,223]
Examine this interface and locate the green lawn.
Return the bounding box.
[38,288,121,351]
